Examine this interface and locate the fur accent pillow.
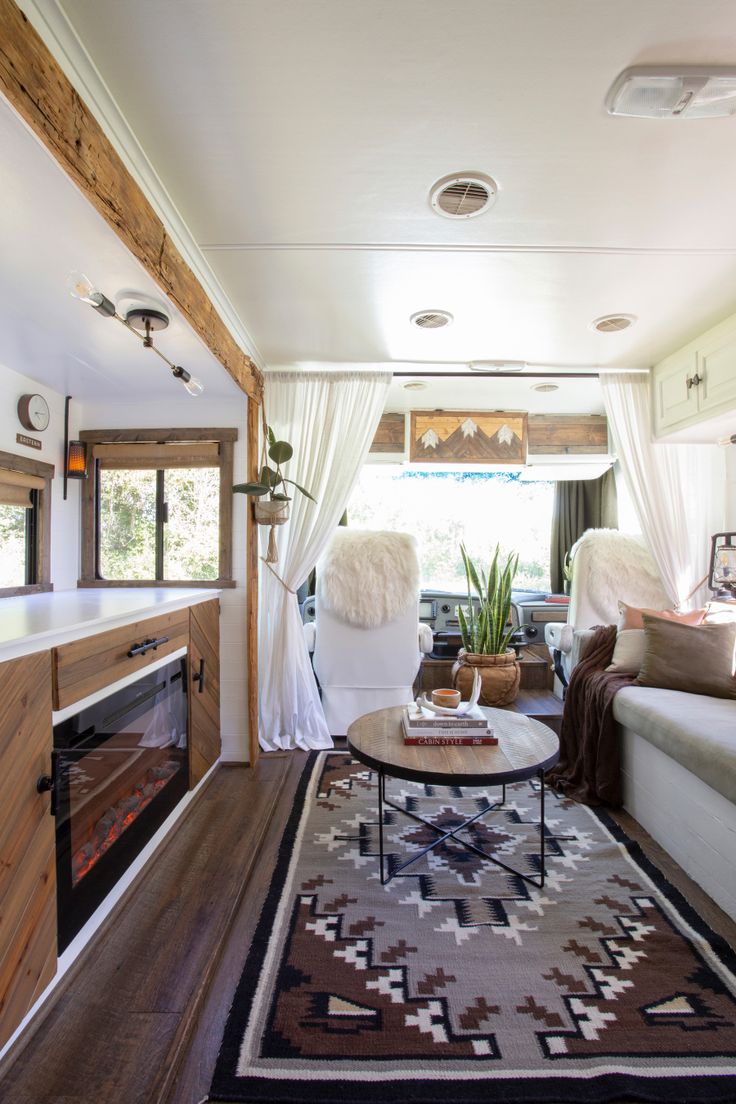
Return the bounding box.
[636,615,736,699]
[318,529,419,629]
[606,629,646,675]
[618,601,706,630]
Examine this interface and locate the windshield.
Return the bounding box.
[347,466,555,592]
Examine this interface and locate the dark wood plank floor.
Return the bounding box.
[0,746,733,1104]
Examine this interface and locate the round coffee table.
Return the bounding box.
[347,705,560,887]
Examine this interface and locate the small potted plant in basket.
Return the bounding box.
[233,426,315,561]
[452,542,520,706]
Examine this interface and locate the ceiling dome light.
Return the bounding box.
[606,66,736,119]
[410,310,453,329]
[531,383,559,393]
[403,381,428,391]
[429,172,497,218]
[590,314,636,333]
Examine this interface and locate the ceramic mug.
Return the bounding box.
[432,688,461,709]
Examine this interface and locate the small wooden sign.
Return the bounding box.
[410,411,527,464]
[16,432,42,451]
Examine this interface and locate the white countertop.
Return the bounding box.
[0,588,219,662]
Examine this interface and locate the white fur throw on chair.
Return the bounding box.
[318,529,420,629]
[570,528,670,625]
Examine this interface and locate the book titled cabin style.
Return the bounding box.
[401,706,498,746]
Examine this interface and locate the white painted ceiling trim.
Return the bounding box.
[201,241,736,257]
[18,0,266,372]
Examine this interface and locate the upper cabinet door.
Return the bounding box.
[652,346,698,434]
[0,651,56,1050]
[697,321,736,417]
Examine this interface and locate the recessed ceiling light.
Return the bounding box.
[404,381,428,391]
[590,313,637,333]
[410,310,453,329]
[531,383,559,393]
[429,172,497,218]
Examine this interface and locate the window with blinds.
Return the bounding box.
[79,430,237,587]
[0,454,54,597]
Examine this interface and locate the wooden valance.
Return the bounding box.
[93,442,221,470]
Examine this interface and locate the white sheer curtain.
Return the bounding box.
[257,369,391,751]
[601,373,724,608]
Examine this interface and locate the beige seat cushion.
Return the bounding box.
[613,686,736,804]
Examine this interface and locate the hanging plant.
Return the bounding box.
[233,426,316,563]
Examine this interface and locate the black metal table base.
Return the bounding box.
[376,768,547,888]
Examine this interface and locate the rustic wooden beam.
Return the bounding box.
[0,0,263,402]
[246,399,260,765]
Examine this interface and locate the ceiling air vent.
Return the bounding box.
[591,314,636,333]
[410,310,453,329]
[430,173,497,218]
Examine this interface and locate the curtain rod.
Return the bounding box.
[392,370,602,379]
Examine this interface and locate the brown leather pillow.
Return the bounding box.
[636,614,736,699]
[618,601,706,630]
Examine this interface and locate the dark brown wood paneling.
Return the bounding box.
[370,413,405,453]
[0,651,55,1050]
[0,0,261,401]
[53,611,190,710]
[189,600,221,786]
[528,414,609,454]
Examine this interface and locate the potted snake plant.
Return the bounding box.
[452,542,521,706]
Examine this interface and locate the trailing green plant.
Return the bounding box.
[457,543,519,655]
[233,425,316,503]
[562,550,573,594]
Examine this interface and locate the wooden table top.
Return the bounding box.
[347,705,560,787]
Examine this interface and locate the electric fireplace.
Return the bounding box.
[53,654,188,951]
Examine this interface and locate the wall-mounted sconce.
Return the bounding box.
[67,272,204,397]
[63,396,87,500]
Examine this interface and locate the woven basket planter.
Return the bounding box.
[451,648,520,706]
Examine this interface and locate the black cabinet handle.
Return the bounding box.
[192,657,205,693]
[37,773,56,816]
[127,635,170,657]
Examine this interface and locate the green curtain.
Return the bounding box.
[549,469,618,593]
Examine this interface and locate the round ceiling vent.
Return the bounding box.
[410,310,453,329]
[430,172,497,219]
[590,313,637,333]
[531,382,559,393]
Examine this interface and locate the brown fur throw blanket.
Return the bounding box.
[548,625,635,806]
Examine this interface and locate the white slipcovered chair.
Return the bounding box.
[545,528,670,686]
[303,529,433,736]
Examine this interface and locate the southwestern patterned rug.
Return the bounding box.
[210,752,736,1104]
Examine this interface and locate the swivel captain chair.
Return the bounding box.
[303,529,433,736]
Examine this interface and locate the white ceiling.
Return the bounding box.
[45,0,736,388]
[4,0,736,421]
[0,96,241,402]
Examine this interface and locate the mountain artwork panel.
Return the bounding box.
[410,411,528,463]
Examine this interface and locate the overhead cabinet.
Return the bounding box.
[653,315,736,438]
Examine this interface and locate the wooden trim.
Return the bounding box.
[76,578,234,589]
[370,412,405,454]
[0,450,54,478]
[0,0,262,401]
[219,440,234,583]
[246,398,260,765]
[80,428,238,444]
[0,582,53,599]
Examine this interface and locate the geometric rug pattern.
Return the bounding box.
[210,752,736,1103]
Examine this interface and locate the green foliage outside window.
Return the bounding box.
[0,504,26,588]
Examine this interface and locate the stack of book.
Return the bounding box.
[402,704,498,746]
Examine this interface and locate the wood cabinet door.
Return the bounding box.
[0,651,56,1049]
[189,600,221,787]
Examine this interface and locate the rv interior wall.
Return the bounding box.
[727,447,736,529]
[0,360,78,589]
[80,397,250,763]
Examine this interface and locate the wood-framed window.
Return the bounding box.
[0,449,54,599]
[79,428,237,589]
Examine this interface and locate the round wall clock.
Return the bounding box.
[17,393,50,433]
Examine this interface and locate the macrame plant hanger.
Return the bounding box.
[258,401,289,565]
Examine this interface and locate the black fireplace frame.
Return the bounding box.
[53,655,189,952]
